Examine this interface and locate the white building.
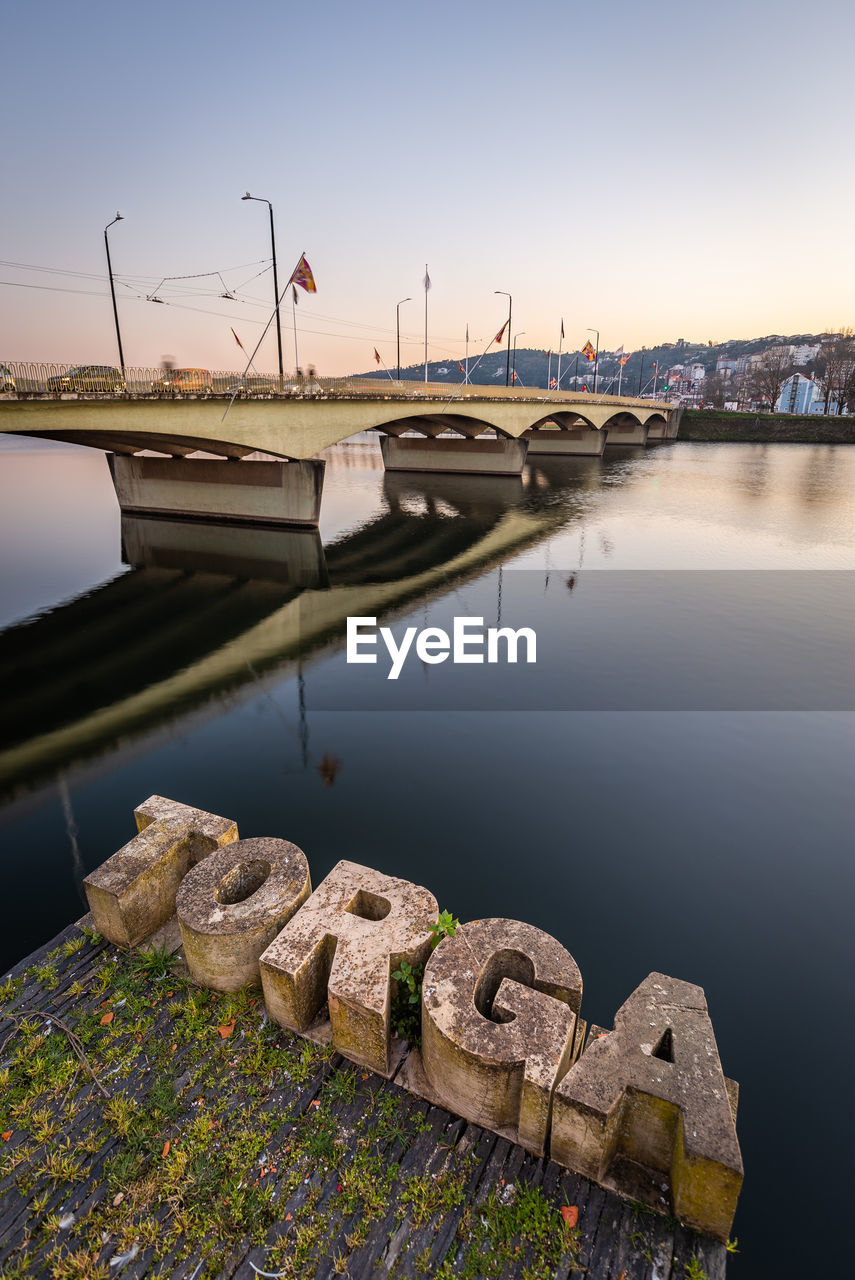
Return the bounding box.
[792,344,820,366]
[775,373,818,415]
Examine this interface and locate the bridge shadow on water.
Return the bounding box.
[0,452,625,806]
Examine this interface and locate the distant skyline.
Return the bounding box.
[2,0,853,375]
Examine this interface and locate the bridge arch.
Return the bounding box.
[602,410,644,430]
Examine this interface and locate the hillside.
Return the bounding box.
[351,333,828,395]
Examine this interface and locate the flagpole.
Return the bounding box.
[424,264,429,384]
[465,324,469,384]
[223,249,310,422]
[443,326,507,404]
[292,290,299,372]
[557,319,563,394]
[547,350,552,390]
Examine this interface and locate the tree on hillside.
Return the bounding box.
[816,329,855,414]
[703,372,727,408]
[748,347,795,411]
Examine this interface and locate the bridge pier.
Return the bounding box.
[604,422,649,446]
[524,426,607,456]
[107,455,325,527]
[379,435,528,476]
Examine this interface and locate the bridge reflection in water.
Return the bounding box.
[0,454,612,805]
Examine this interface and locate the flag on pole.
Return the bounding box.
[423,269,431,291]
[511,370,518,382]
[374,348,381,365]
[615,345,623,358]
[494,320,509,345]
[458,361,465,374]
[230,327,245,351]
[560,318,565,340]
[550,377,557,389]
[618,351,630,366]
[289,254,317,293]
[292,285,298,305]
[582,340,596,361]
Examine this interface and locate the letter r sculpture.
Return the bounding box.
[259,860,439,1076]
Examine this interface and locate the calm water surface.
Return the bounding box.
[1,437,853,1277]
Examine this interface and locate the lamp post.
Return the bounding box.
[494,291,512,387]
[587,327,599,395]
[512,332,526,385]
[396,297,411,381]
[104,213,125,376]
[242,193,284,391]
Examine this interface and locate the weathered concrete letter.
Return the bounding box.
[259,860,438,1076]
[83,795,238,947]
[421,918,582,1157]
[176,837,311,992]
[550,972,743,1241]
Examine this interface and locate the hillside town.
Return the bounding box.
[668,333,854,414]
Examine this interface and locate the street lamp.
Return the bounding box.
[396,297,411,382]
[512,332,526,385]
[587,327,600,395]
[104,213,125,376]
[494,291,512,387]
[242,192,283,391]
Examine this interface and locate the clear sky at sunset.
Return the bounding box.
[1,0,853,375]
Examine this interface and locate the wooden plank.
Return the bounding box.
[0,925,730,1280]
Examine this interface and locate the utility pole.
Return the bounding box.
[104,214,126,375]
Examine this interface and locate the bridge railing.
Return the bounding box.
[0,362,671,407]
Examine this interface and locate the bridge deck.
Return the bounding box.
[0,385,677,460]
[0,923,726,1279]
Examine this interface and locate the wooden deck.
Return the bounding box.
[0,923,727,1279]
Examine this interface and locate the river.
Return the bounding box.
[0,436,852,1277]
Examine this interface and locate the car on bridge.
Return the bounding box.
[47,365,125,392]
[157,368,214,393]
[0,364,15,392]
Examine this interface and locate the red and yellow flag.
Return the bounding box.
[230,327,245,351]
[374,348,381,365]
[494,320,509,345]
[458,361,465,374]
[289,254,317,293]
[582,340,596,361]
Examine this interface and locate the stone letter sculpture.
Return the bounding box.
[421,918,583,1157]
[259,860,438,1076]
[550,972,743,1241]
[176,837,311,992]
[83,795,238,947]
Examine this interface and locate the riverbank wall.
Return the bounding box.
[680,409,855,444]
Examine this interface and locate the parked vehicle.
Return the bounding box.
[159,368,213,393]
[0,364,15,392]
[46,365,125,392]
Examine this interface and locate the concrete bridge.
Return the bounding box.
[0,377,680,525]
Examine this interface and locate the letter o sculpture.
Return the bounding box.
[176,837,311,992]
